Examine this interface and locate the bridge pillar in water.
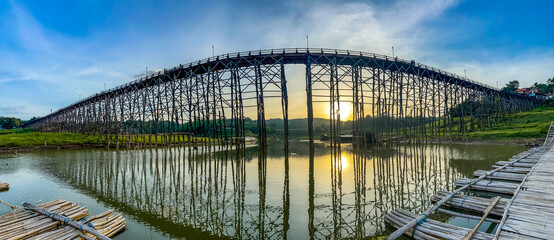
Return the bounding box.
[280,60,289,150]
[306,53,314,150]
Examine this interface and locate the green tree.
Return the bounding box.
[21,116,40,126]
[0,117,21,129]
[501,80,519,93]
[547,76,554,85]
[547,77,554,91]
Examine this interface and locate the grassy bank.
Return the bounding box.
[0,129,218,150]
[464,107,554,141]
[0,129,101,148]
[421,107,554,141]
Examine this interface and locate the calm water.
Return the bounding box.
[0,142,524,239]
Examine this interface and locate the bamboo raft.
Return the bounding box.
[494,166,531,174]
[384,208,494,240]
[431,191,508,217]
[496,144,554,239]
[494,161,536,168]
[473,170,526,182]
[454,178,519,195]
[0,199,126,240]
[384,122,554,239]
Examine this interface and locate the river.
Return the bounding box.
[0,142,524,239]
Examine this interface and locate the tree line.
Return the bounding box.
[501,76,554,94]
[0,116,39,129]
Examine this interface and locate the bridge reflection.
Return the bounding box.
[43,143,467,239]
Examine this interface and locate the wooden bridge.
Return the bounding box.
[23,48,538,149]
[385,122,554,239]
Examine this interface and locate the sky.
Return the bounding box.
[0,0,553,119]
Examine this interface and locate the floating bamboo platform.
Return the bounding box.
[431,191,508,217]
[473,170,526,182]
[496,144,554,239]
[494,161,536,168]
[507,157,540,163]
[495,166,531,174]
[454,178,519,195]
[384,122,554,239]
[384,208,494,240]
[0,199,126,240]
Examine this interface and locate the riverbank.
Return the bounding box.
[450,106,554,142]
[0,143,107,153]
[0,129,224,153]
[0,129,104,152]
[0,133,531,154]
[3,107,552,152]
[428,138,540,146]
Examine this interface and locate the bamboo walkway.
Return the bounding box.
[496,146,554,239]
[0,199,126,240]
[385,122,554,240]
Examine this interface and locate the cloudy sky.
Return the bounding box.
[0,0,553,119]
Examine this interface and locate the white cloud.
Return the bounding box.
[1,0,552,120]
[442,51,554,88]
[264,0,459,56]
[271,0,553,90]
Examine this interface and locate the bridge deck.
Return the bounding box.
[497,147,554,239]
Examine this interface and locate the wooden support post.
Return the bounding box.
[306,54,314,150]
[280,60,289,149]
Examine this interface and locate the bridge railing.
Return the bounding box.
[129,48,498,92]
[86,48,496,99]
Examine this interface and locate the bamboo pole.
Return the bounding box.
[462,196,500,240]
[21,202,111,240]
[543,121,553,146]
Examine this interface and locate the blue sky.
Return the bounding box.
[0,0,553,119]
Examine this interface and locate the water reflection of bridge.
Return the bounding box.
[44,143,472,239]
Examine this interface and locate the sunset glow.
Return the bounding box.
[327,101,352,121]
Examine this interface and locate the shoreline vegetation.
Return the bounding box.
[0,129,105,152]
[2,107,553,153]
[448,106,553,142]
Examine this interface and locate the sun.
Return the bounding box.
[327,101,352,121]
